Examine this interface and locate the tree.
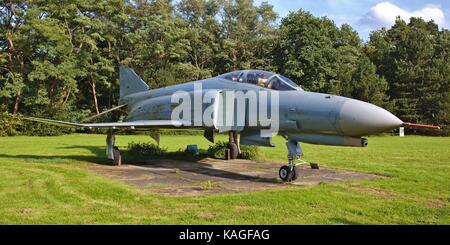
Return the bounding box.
[0,0,29,114]
[216,0,277,73]
[273,10,336,92]
[366,17,450,131]
[0,1,448,135]
[351,55,390,108]
[178,0,220,78]
[273,11,360,93]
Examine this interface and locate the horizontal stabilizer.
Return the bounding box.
[24,117,189,129]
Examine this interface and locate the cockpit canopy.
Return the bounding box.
[217,70,302,91]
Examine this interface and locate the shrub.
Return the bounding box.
[0,108,21,136]
[15,102,88,136]
[127,142,167,157]
[239,145,259,160]
[207,141,228,159]
[0,107,67,137]
[0,104,74,136]
[159,129,203,135]
[207,141,259,160]
[18,119,72,136]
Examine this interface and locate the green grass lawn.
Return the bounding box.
[0,134,448,224]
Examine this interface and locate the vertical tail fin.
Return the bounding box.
[119,66,149,98]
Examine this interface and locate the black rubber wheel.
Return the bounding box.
[112,147,122,166]
[279,165,293,182]
[291,165,299,181]
[227,142,238,159]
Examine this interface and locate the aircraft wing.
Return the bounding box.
[24,117,189,129]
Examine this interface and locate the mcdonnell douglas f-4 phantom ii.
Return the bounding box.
[26,67,440,182]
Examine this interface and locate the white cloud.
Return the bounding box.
[359,1,447,28]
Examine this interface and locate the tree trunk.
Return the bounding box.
[13,58,24,115]
[13,90,21,114]
[7,32,19,114]
[91,81,100,115]
[62,87,71,106]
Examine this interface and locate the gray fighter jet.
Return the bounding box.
[26,67,439,182]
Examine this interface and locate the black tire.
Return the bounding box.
[279,165,293,182]
[291,165,299,181]
[227,142,238,159]
[112,147,122,166]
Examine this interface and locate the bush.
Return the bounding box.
[239,145,259,160]
[127,142,167,157]
[15,102,88,136]
[207,141,259,160]
[159,129,204,135]
[0,108,21,136]
[0,105,74,136]
[207,141,228,159]
[18,119,72,136]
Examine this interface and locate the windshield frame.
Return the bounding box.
[266,75,302,91]
[279,75,300,89]
[217,70,303,91]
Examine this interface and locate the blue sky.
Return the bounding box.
[254,0,450,40]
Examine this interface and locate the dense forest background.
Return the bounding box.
[1,0,449,135]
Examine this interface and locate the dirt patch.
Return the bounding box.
[20,208,33,215]
[89,158,380,196]
[199,211,218,218]
[343,184,398,198]
[425,201,447,209]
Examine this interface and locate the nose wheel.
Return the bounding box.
[279,139,303,182]
[279,165,298,182]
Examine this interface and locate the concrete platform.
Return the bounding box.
[89,158,380,196]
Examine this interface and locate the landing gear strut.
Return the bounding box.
[279,140,303,182]
[107,130,122,166]
[227,131,240,160]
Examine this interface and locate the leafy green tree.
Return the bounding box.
[272,10,391,112]
[178,0,220,78]
[127,0,193,87]
[216,0,277,73]
[273,11,352,92]
[366,17,450,131]
[24,9,78,117]
[332,24,362,96]
[0,0,29,114]
[0,1,448,136]
[351,55,390,108]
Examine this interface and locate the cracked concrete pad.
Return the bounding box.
[88,158,380,196]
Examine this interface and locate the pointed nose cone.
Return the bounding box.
[339,99,403,136]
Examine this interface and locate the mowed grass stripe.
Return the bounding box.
[0,134,448,224]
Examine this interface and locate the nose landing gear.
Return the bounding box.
[279,164,298,182]
[279,140,303,182]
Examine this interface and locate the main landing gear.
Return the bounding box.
[226,131,240,160]
[279,140,303,182]
[107,130,122,166]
